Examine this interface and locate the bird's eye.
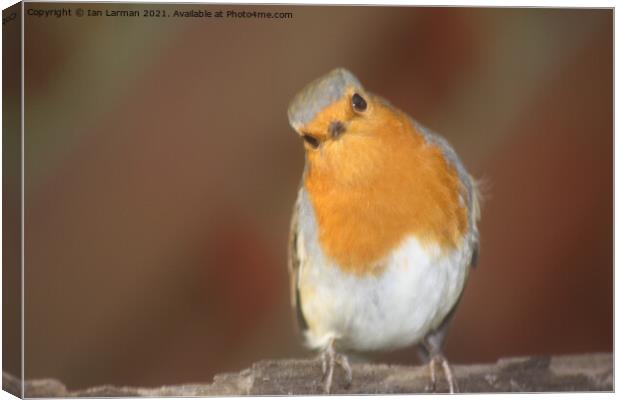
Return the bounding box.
[351,93,367,112]
[302,133,320,149]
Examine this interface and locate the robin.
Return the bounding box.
[287,68,480,394]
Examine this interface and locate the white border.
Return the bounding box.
[0,2,615,400]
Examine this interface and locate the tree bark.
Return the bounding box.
[3,353,612,397]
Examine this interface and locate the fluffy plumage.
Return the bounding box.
[287,68,480,393]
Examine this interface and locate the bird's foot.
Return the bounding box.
[319,339,352,394]
[426,354,458,393]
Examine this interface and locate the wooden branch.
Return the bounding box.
[3,353,612,397]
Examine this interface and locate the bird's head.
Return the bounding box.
[288,68,377,150]
[288,68,410,184]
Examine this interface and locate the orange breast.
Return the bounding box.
[304,103,468,276]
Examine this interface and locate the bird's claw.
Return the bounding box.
[425,357,438,392]
[335,353,352,388]
[427,354,458,393]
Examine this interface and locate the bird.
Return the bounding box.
[286,68,480,394]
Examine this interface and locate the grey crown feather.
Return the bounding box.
[288,68,363,130]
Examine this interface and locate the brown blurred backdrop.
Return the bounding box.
[8,4,612,390]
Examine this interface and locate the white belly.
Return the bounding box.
[295,190,474,352]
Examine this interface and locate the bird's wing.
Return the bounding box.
[288,191,309,332]
[468,174,481,267]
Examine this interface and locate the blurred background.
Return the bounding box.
[5,4,612,391]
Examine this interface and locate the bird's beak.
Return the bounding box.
[301,133,320,149]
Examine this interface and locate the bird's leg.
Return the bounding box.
[321,340,335,394]
[440,355,459,394]
[427,356,438,392]
[419,329,459,393]
[319,338,352,393]
[419,299,462,394]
